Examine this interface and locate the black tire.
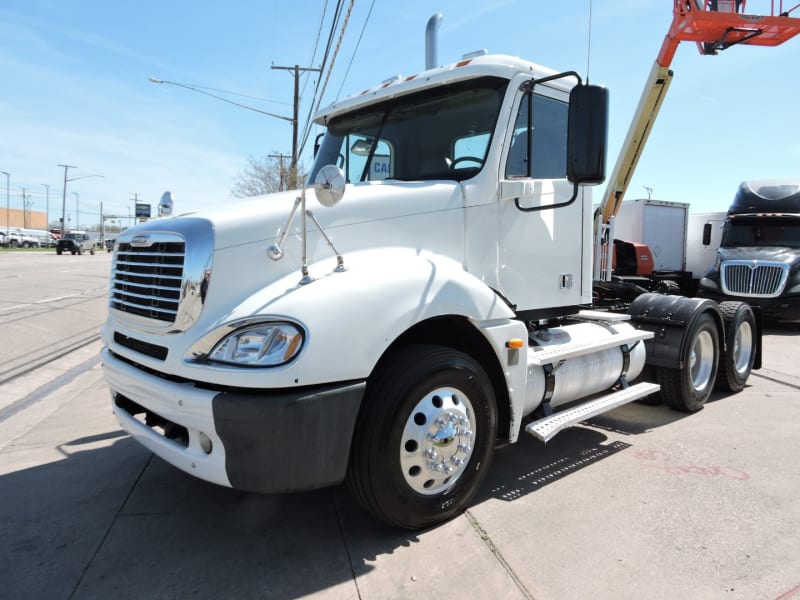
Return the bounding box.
[347,344,497,530]
[90,248,95,255]
[715,302,756,393]
[657,312,719,412]
[56,248,63,255]
[9,240,18,248]
[22,241,31,248]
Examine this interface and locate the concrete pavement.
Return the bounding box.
[1,329,799,599]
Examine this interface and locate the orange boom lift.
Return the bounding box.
[595,1,800,281]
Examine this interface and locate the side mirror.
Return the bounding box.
[567,84,608,186]
[702,223,712,245]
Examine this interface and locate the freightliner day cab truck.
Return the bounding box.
[102,50,764,529]
[698,179,800,323]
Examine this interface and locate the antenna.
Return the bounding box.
[586,0,593,81]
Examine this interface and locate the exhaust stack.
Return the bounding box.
[425,14,442,70]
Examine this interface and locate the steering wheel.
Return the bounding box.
[450,156,485,169]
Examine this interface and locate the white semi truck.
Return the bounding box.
[101,50,765,529]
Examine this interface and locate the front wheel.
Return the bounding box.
[715,302,756,392]
[658,312,719,412]
[56,248,63,255]
[347,345,497,530]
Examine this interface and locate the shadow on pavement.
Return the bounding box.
[0,431,419,600]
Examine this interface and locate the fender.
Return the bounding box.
[628,293,724,369]
[180,247,517,388]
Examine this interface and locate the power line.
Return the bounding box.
[270,64,322,174]
[302,0,344,125]
[302,0,330,100]
[299,0,356,158]
[336,0,376,100]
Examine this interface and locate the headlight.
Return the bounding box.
[208,322,304,367]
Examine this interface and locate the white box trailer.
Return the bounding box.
[685,212,726,278]
[612,199,689,271]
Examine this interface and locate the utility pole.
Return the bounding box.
[130,193,138,228]
[22,188,30,228]
[268,153,291,191]
[270,64,321,187]
[58,164,76,234]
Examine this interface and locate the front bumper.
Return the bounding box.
[697,283,800,323]
[103,348,365,493]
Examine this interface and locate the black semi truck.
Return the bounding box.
[698,179,800,323]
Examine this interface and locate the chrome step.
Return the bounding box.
[524,382,661,443]
[527,329,653,366]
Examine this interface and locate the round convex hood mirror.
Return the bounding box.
[314,165,345,207]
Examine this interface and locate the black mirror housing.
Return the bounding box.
[567,84,609,186]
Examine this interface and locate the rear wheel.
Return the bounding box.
[347,344,497,530]
[715,302,756,392]
[658,312,719,412]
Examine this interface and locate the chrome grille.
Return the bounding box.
[111,238,185,323]
[721,260,789,298]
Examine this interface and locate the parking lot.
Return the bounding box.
[1,251,799,600]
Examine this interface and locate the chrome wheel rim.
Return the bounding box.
[400,386,475,495]
[690,330,715,391]
[733,321,753,375]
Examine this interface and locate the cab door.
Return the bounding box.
[495,85,591,317]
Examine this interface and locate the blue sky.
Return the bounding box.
[1,0,798,228]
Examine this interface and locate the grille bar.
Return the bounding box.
[111,238,186,323]
[721,261,789,298]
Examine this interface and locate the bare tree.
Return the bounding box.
[231,154,306,198]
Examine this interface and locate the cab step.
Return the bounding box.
[524,382,661,443]
[527,328,653,366]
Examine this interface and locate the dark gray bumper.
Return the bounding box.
[212,380,365,494]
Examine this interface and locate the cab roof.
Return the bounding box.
[313,53,571,125]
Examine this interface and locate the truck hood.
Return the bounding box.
[718,246,800,265]
[160,181,465,251]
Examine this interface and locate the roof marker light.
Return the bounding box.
[462,50,488,60]
[381,75,402,87]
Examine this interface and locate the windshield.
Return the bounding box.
[721,217,800,249]
[310,76,508,183]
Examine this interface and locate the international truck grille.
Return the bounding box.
[111,241,185,323]
[721,261,789,298]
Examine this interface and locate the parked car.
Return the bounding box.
[56,232,95,255]
[105,238,116,252]
[2,228,40,248]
